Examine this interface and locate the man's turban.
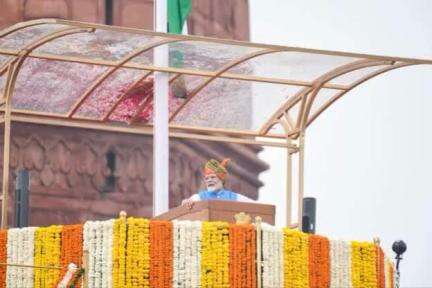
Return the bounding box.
[204,158,230,182]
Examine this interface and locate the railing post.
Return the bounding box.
[392,240,407,288]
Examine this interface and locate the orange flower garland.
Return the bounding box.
[149,220,173,288]
[309,235,330,288]
[59,224,83,288]
[376,246,385,288]
[0,230,7,288]
[229,224,256,288]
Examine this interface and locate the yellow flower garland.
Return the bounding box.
[113,218,127,288]
[351,241,377,288]
[126,218,150,288]
[34,225,62,288]
[201,221,229,288]
[283,228,309,288]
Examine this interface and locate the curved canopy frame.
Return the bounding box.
[0,19,431,228]
[1,19,430,144]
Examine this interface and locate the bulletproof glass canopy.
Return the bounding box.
[1,19,431,149]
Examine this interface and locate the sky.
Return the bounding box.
[250,0,432,287]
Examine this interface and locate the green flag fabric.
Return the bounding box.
[168,0,192,34]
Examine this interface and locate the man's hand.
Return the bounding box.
[182,198,195,209]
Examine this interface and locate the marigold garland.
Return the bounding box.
[376,246,385,288]
[201,221,230,288]
[329,240,353,288]
[172,220,201,288]
[149,220,173,288]
[0,230,7,288]
[351,241,377,288]
[262,224,284,288]
[384,258,395,288]
[125,217,150,288]
[102,220,115,287]
[112,218,127,288]
[0,217,397,288]
[6,228,18,288]
[60,224,83,288]
[229,224,256,288]
[34,225,63,288]
[6,227,37,288]
[83,221,96,288]
[283,228,309,288]
[84,220,114,288]
[390,263,394,288]
[309,234,330,288]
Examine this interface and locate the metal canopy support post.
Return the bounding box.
[286,139,293,227]
[153,0,170,216]
[297,133,305,230]
[1,65,13,229]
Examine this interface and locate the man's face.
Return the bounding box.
[204,173,223,192]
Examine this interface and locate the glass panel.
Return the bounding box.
[109,74,209,123]
[0,55,9,95]
[0,75,5,96]
[75,68,144,119]
[12,58,108,114]
[0,54,10,66]
[166,74,208,118]
[309,88,340,119]
[133,41,262,72]
[228,51,361,82]
[172,78,302,131]
[328,64,391,85]
[36,29,164,62]
[0,24,67,50]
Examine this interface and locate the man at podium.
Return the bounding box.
[182,158,254,208]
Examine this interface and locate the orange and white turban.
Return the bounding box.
[204,158,230,182]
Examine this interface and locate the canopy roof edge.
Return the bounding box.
[0,19,430,143]
[52,19,432,65]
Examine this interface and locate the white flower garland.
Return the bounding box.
[102,220,114,288]
[261,223,284,288]
[6,228,18,288]
[330,239,352,288]
[84,221,96,288]
[172,220,201,288]
[84,220,114,288]
[172,220,182,288]
[6,227,36,288]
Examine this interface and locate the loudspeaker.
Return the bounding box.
[302,197,316,234]
[14,169,29,228]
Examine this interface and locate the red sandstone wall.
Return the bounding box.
[0,0,249,40]
[0,123,267,226]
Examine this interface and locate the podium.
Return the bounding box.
[154,200,275,225]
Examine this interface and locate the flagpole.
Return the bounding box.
[153,0,169,216]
